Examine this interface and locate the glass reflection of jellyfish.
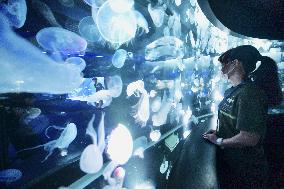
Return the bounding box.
[78,16,102,43]
[65,57,86,71]
[95,1,137,45]
[0,169,22,183]
[106,75,123,98]
[0,0,27,28]
[58,0,74,7]
[18,123,77,162]
[36,27,88,55]
[111,49,128,68]
[80,113,105,174]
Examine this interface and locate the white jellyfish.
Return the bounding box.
[78,16,102,43]
[106,75,123,98]
[126,80,145,97]
[0,14,83,94]
[147,3,165,27]
[95,1,137,44]
[20,107,41,125]
[134,10,149,35]
[152,92,172,127]
[0,0,27,28]
[18,123,77,162]
[145,36,184,61]
[104,123,133,180]
[149,129,161,142]
[111,49,128,68]
[108,0,134,13]
[80,113,105,174]
[131,89,150,127]
[65,57,86,71]
[151,96,162,112]
[69,89,113,108]
[36,27,88,55]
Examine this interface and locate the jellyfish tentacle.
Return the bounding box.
[17,144,45,153]
[45,125,65,138]
[86,114,97,145]
[97,112,105,153]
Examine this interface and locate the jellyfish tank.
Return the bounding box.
[0,0,283,189]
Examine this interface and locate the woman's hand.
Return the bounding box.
[202,129,218,145]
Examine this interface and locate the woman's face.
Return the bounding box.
[220,60,236,76]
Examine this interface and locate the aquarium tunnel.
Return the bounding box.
[0,0,283,188]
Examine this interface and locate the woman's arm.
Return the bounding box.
[203,130,260,148]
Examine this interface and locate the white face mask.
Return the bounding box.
[221,62,236,80]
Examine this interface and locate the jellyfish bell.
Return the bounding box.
[108,0,134,13]
[112,49,128,68]
[0,0,27,28]
[78,16,101,43]
[65,57,86,71]
[96,1,137,45]
[79,144,103,174]
[106,123,133,165]
[36,27,88,55]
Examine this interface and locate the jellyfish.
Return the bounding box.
[58,0,74,7]
[147,3,165,28]
[18,123,77,162]
[69,89,113,108]
[131,89,150,127]
[36,27,88,55]
[0,169,22,183]
[134,10,149,35]
[108,0,134,13]
[104,123,133,181]
[32,0,62,27]
[65,57,86,71]
[149,129,161,142]
[145,36,184,61]
[95,1,137,45]
[152,92,172,127]
[106,75,123,98]
[111,49,128,68]
[126,80,144,97]
[78,16,102,43]
[80,113,105,174]
[151,96,162,112]
[0,14,83,94]
[20,107,41,125]
[0,0,27,28]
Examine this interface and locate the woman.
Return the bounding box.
[203,45,282,189]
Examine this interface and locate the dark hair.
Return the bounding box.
[219,45,282,107]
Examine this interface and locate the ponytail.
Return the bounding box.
[252,56,282,107]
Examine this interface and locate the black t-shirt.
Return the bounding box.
[216,83,268,182]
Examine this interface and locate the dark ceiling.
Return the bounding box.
[198,0,284,40]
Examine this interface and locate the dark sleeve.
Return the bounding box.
[236,87,267,137]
